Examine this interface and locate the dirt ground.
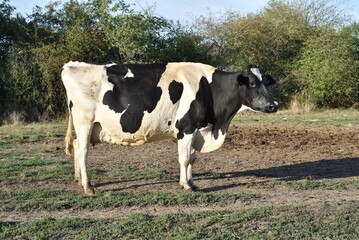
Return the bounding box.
[2,123,359,222]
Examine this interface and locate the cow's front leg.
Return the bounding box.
[177,133,196,191]
[187,149,198,190]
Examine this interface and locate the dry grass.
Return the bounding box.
[288,95,316,113]
[2,111,26,125]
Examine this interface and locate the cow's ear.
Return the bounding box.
[265,75,276,86]
[237,73,248,86]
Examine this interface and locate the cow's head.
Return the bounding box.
[237,65,278,113]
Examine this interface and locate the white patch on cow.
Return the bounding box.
[192,124,226,153]
[250,68,262,82]
[124,68,134,78]
[104,62,116,68]
[237,105,259,113]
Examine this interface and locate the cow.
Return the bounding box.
[62,62,278,195]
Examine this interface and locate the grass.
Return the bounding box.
[0,150,72,184]
[270,179,359,190]
[234,109,359,127]
[0,189,258,211]
[0,121,67,144]
[1,110,358,239]
[0,205,358,240]
[1,109,358,145]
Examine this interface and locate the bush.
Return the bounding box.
[293,29,359,108]
[3,47,46,120]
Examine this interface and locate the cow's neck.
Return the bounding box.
[193,71,242,153]
[211,70,242,136]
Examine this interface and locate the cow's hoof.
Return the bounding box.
[180,183,198,191]
[85,187,95,195]
[180,182,192,191]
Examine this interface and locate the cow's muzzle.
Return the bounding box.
[265,101,279,113]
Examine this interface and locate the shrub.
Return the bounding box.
[293,29,359,108]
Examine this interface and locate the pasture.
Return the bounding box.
[0,110,358,239]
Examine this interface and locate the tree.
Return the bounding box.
[1,0,359,122]
[293,29,359,107]
[292,0,350,29]
[1,0,216,120]
[0,0,15,58]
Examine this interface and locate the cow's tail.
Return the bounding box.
[65,110,74,155]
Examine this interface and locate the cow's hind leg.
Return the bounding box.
[177,133,196,191]
[74,123,95,195]
[73,139,80,183]
[72,110,95,195]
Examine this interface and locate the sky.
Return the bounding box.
[8,0,359,23]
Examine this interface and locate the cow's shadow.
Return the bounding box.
[199,157,359,192]
[96,157,359,192]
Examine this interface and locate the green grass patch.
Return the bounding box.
[234,109,359,127]
[1,205,358,240]
[0,121,67,144]
[0,148,111,183]
[270,179,359,190]
[0,189,258,211]
[0,151,29,160]
[194,171,222,178]
[0,157,72,184]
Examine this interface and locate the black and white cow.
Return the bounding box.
[62,62,278,195]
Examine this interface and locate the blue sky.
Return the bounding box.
[9,0,359,23]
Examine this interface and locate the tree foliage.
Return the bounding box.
[194,0,359,107]
[294,29,359,107]
[0,0,213,120]
[0,0,358,121]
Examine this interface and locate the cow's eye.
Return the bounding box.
[249,82,256,88]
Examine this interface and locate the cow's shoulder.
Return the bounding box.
[165,63,216,81]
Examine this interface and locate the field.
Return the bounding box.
[0,110,358,239]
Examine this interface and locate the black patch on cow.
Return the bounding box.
[210,70,242,139]
[103,64,166,133]
[168,80,183,104]
[175,77,216,139]
[69,101,73,111]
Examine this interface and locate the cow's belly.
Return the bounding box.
[92,107,176,146]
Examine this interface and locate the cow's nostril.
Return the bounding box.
[268,104,276,112]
